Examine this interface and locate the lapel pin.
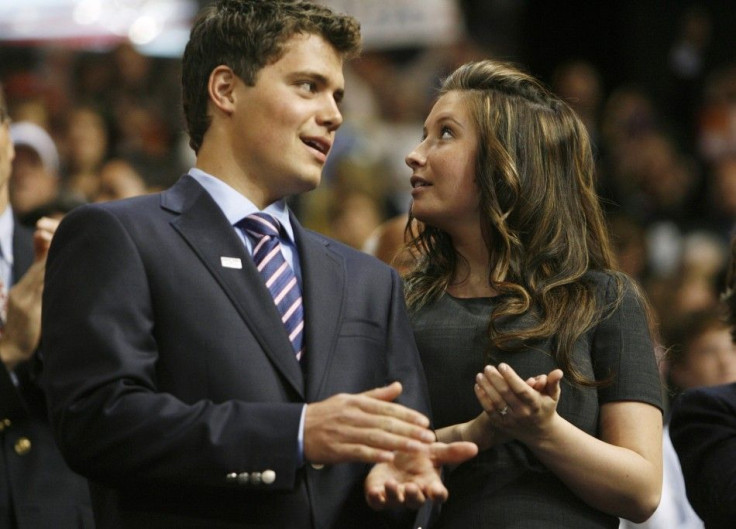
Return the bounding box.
[220,257,243,269]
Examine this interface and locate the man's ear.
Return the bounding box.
[208,65,237,114]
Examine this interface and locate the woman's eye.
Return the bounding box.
[440,126,453,139]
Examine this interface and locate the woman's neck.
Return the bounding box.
[447,228,498,298]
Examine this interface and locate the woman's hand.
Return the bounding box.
[474,363,564,444]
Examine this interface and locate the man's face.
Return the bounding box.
[10,145,58,215]
[228,33,345,207]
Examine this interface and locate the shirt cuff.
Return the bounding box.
[297,403,306,466]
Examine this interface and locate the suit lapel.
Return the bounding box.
[164,177,305,398]
[292,218,345,402]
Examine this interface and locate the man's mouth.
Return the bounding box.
[302,137,330,155]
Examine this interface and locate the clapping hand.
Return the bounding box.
[364,440,477,510]
[474,363,563,444]
[304,382,436,465]
[0,217,59,370]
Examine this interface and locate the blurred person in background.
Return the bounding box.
[8,121,60,226]
[607,212,650,284]
[669,240,736,528]
[551,60,603,148]
[647,231,727,342]
[702,154,736,243]
[364,214,418,277]
[667,308,736,396]
[61,104,110,202]
[94,158,147,203]
[0,84,93,528]
[326,189,382,250]
[621,305,736,529]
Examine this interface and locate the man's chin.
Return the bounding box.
[298,173,321,193]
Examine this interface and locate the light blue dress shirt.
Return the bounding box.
[188,169,307,465]
[0,205,17,384]
[0,205,15,291]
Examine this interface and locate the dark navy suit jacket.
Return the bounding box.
[41,175,430,529]
[670,382,736,529]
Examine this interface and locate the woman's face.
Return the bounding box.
[405,90,480,233]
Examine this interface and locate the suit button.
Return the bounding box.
[14,437,31,456]
[237,472,249,485]
[0,418,10,431]
[310,463,324,470]
[262,469,276,484]
[250,472,262,485]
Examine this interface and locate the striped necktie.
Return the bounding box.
[238,213,304,361]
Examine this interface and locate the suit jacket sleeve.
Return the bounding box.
[669,383,736,528]
[41,204,304,491]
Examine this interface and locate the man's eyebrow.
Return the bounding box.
[290,70,344,101]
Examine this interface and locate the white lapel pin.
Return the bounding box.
[220,257,243,269]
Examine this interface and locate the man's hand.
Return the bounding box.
[0,260,45,370]
[304,382,436,465]
[364,441,478,510]
[0,216,59,371]
[34,216,60,261]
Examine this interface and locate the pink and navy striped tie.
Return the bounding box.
[239,213,305,361]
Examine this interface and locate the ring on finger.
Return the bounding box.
[498,405,510,416]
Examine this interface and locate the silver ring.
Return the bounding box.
[498,405,509,416]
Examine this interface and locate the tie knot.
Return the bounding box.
[239,212,280,238]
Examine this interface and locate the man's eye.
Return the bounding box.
[298,81,316,92]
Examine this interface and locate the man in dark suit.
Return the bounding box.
[0,90,93,527]
[669,241,736,529]
[40,1,475,528]
[669,382,736,528]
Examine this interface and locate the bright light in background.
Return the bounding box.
[73,0,102,25]
[0,0,197,57]
[129,15,161,45]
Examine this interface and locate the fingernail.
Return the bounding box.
[420,430,435,443]
[499,363,508,371]
[415,416,430,427]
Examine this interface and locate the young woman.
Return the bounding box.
[403,60,663,528]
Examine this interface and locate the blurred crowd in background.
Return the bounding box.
[2,0,736,411]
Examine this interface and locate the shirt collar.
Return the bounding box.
[188,168,296,244]
[0,206,15,266]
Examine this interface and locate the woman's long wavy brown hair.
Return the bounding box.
[404,60,648,386]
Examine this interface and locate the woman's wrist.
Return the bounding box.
[464,413,496,451]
